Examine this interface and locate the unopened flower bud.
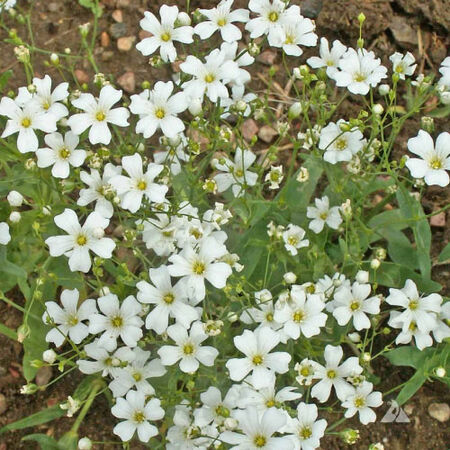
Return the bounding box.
[355,270,369,284]
[78,437,92,450]
[421,116,434,133]
[43,349,57,364]
[288,102,302,119]
[348,332,361,343]
[435,366,446,378]
[372,104,384,115]
[188,98,203,116]
[177,11,191,26]
[283,272,297,284]
[9,211,21,223]
[50,53,59,65]
[378,84,390,96]
[370,258,381,269]
[7,190,23,207]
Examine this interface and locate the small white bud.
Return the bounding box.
[42,349,57,364]
[362,352,371,362]
[348,332,361,343]
[378,84,390,96]
[7,190,23,207]
[42,205,52,216]
[50,53,59,65]
[435,366,446,378]
[370,258,381,269]
[372,104,384,115]
[283,272,297,284]
[99,286,110,296]
[78,437,92,450]
[9,211,21,223]
[177,11,191,26]
[355,270,369,284]
[288,102,302,118]
[440,91,450,105]
[188,98,203,116]
[227,311,238,323]
[223,417,238,430]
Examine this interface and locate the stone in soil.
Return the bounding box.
[300,0,323,18]
[0,393,7,415]
[117,36,136,52]
[112,9,123,23]
[430,212,446,227]
[74,69,89,84]
[257,50,277,66]
[35,366,53,387]
[258,125,278,143]
[390,15,418,47]
[100,31,111,48]
[110,22,127,39]
[242,119,259,141]
[117,71,136,93]
[428,402,450,422]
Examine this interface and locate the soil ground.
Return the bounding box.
[0,0,449,448]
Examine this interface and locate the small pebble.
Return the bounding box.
[117,71,136,93]
[428,403,450,422]
[117,36,136,52]
[100,31,111,47]
[74,69,89,84]
[110,22,127,39]
[258,125,278,143]
[112,9,123,22]
[0,393,7,415]
[242,119,259,141]
[35,366,53,387]
[257,50,277,66]
[301,0,323,18]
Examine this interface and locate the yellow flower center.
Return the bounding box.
[395,65,404,73]
[76,234,87,246]
[408,299,418,311]
[183,343,194,355]
[161,32,171,42]
[293,310,305,323]
[285,34,295,45]
[59,147,71,159]
[268,11,279,22]
[350,300,361,311]
[96,111,106,121]
[204,73,215,83]
[288,236,299,246]
[252,354,263,365]
[354,396,366,408]
[306,284,316,294]
[320,212,328,220]
[335,138,347,150]
[300,366,311,377]
[327,369,337,379]
[163,293,175,304]
[133,411,145,423]
[266,399,275,408]
[155,108,166,119]
[132,372,142,382]
[299,426,312,440]
[192,261,205,275]
[42,100,51,110]
[21,117,31,128]
[266,312,274,322]
[326,60,334,67]
[409,321,417,331]
[354,73,366,82]
[111,316,123,328]
[67,315,79,326]
[215,404,230,417]
[254,435,267,447]
[235,169,244,177]
[429,157,443,170]
[217,17,227,27]
[137,180,147,191]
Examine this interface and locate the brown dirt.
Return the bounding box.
[0,0,449,449]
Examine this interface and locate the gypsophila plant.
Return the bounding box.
[0,1,449,449]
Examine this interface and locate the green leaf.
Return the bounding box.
[78,0,102,17]
[385,346,425,369]
[22,434,59,450]
[396,370,427,405]
[438,243,450,262]
[0,406,65,434]
[0,70,13,92]
[428,104,450,118]
[0,322,18,340]
[58,431,78,450]
[0,246,27,280]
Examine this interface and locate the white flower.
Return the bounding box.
[67,85,129,145]
[310,345,362,402]
[342,381,382,425]
[318,120,365,164]
[405,130,450,187]
[0,0,16,11]
[45,209,115,273]
[220,41,254,86]
[273,15,318,57]
[180,49,240,102]
[109,153,168,213]
[213,147,258,197]
[282,224,309,256]
[225,326,291,389]
[7,190,23,207]
[154,134,189,175]
[136,265,199,334]
[60,396,81,418]
[89,293,143,351]
[78,163,122,219]
[332,282,380,330]
[108,347,166,398]
[221,406,292,449]
[16,75,69,120]
[386,279,442,334]
[43,288,96,347]
[332,48,387,95]
[307,196,342,234]
[0,96,57,153]
[246,0,295,47]
[307,37,347,77]
[140,213,177,256]
[389,52,416,79]
[130,81,188,139]
[195,0,249,42]
[194,386,239,427]
[77,340,135,377]
[36,131,86,178]
[0,222,11,245]
[158,321,219,373]
[112,390,164,442]
[274,288,327,339]
[136,5,194,63]
[265,165,284,190]
[285,402,327,450]
[168,237,232,301]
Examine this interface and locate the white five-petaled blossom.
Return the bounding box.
[89,293,143,351]
[285,402,327,450]
[307,37,347,78]
[36,131,86,178]
[158,321,219,373]
[195,0,249,43]
[78,163,122,219]
[405,130,450,187]
[109,153,168,213]
[68,85,130,145]
[221,406,293,450]
[274,287,327,340]
[0,0,16,11]
[307,195,342,234]
[130,81,188,139]
[310,344,363,402]
[168,236,232,301]
[136,5,194,63]
[341,381,383,425]
[194,386,239,427]
[0,96,57,153]
[332,282,380,330]
[332,47,387,95]
[112,390,164,443]
[0,222,11,245]
[140,213,177,256]
[273,15,318,57]
[213,147,258,197]
[45,209,115,273]
[136,265,199,334]
[282,224,309,256]
[226,326,291,389]
[108,347,166,398]
[16,75,69,120]
[389,52,417,79]
[318,120,365,164]
[180,49,240,102]
[43,288,96,347]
